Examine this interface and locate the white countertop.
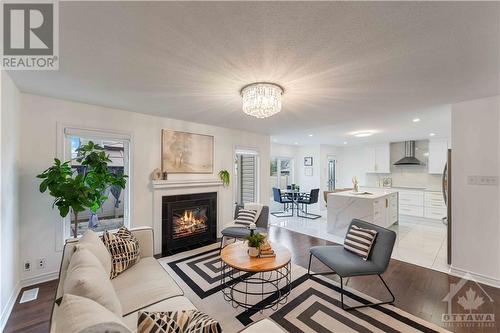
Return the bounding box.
[363,186,442,193]
[328,189,397,199]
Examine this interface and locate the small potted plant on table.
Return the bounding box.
[245,232,265,258]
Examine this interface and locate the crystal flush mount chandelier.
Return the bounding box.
[240,82,284,118]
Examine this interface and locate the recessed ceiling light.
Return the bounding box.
[413,118,420,123]
[429,133,436,137]
[294,142,299,145]
[351,131,374,138]
[343,141,348,145]
[308,134,314,137]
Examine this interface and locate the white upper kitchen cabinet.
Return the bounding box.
[428,140,448,174]
[366,144,391,173]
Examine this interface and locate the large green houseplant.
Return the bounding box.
[37,141,127,238]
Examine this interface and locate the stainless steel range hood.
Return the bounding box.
[394,141,421,165]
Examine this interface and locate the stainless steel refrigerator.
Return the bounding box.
[443,149,451,265]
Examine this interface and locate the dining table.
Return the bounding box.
[281,189,307,215]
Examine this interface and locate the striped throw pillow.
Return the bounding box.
[137,310,222,333]
[234,209,257,226]
[102,227,140,279]
[343,225,377,260]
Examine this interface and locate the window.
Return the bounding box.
[270,157,278,177]
[63,128,130,237]
[270,157,294,192]
[234,148,260,205]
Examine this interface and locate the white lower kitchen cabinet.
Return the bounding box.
[424,191,446,220]
[399,204,424,217]
[397,189,446,220]
[374,193,399,226]
[398,190,424,217]
[424,207,447,219]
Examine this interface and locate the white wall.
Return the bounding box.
[295,145,321,211]
[270,143,297,158]
[19,93,270,283]
[0,72,21,330]
[451,95,500,284]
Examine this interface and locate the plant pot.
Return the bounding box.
[247,247,260,258]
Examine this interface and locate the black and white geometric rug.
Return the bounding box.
[159,243,450,333]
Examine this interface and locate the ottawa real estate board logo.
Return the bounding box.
[1,1,59,70]
[442,275,495,330]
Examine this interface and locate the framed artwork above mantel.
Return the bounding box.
[161,129,214,174]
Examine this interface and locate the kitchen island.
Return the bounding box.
[327,190,399,237]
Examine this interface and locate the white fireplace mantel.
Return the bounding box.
[151,178,224,255]
[152,178,223,190]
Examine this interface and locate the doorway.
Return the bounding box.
[327,156,337,191]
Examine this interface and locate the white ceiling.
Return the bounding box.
[9,2,500,145]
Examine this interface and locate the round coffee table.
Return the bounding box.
[220,241,292,311]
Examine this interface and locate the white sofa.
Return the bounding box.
[50,226,284,333]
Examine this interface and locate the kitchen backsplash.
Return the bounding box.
[365,140,443,191]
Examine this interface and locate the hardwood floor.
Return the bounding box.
[4,280,58,333]
[267,226,500,333]
[5,226,499,332]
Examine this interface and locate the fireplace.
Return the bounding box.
[162,192,217,255]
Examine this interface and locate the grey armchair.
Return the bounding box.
[219,205,269,251]
[308,219,396,310]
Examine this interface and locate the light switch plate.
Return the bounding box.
[468,175,498,186]
[467,176,478,185]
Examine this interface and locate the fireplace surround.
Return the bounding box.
[162,192,217,255]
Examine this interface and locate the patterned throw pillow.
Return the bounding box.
[102,227,140,279]
[343,225,378,260]
[137,310,222,333]
[234,209,257,226]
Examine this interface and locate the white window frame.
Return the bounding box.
[271,156,295,189]
[234,146,261,206]
[55,123,133,250]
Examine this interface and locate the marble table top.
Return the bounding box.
[328,189,398,200]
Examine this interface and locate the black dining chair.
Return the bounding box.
[285,185,294,200]
[271,188,294,217]
[297,188,321,219]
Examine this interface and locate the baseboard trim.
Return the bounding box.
[0,282,21,332]
[21,271,59,288]
[449,265,500,288]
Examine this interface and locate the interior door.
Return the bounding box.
[327,158,336,191]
